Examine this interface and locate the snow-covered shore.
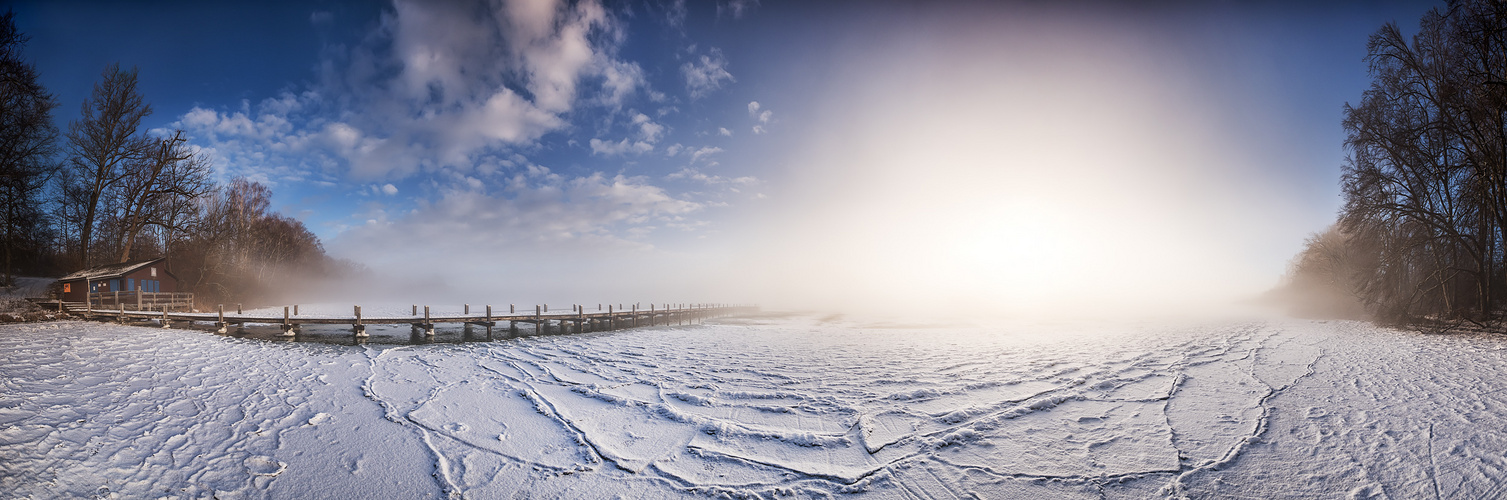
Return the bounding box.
[3,314,1506,498]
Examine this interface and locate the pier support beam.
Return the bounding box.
[416,306,435,336]
[354,305,368,337]
[278,306,297,337]
[215,304,228,334]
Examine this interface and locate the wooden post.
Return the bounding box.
[294,304,299,315]
[485,305,493,338]
[118,300,124,324]
[510,304,515,314]
[608,304,614,330]
[237,303,242,314]
[631,304,637,328]
[278,306,294,336]
[354,305,367,337]
[424,306,434,336]
[216,304,227,334]
[465,304,470,315]
[650,303,655,326]
[136,286,142,310]
[412,304,417,316]
[544,304,548,313]
[536,305,543,335]
[162,308,170,328]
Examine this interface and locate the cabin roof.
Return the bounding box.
[59,258,168,282]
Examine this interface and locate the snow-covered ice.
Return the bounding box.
[3,312,1507,498]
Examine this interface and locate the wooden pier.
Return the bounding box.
[63,302,756,339]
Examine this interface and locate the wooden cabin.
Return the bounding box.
[57,258,180,303]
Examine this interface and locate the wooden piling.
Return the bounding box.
[423,306,434,336]
[216,304,227,334]
[354,305,367,337]
[280,306,295,336]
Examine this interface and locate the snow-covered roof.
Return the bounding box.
[58,258,166,282]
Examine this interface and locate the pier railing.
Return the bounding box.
[67,302,758,339]
[86,291,195,312]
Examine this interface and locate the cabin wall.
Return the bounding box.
[59,263,179,302]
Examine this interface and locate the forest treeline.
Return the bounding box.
[1282,0,1507,325]
[0,12,356,307]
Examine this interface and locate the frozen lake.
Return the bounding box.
[3,312,1507,498]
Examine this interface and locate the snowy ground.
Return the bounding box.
[3,312,1507,498]
[0,277,53,300]
[0,277,54,317]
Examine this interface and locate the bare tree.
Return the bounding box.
[109,130,212,262]
[1337,0,1507,323]
[60,63,150,267]
[0,10,58,286]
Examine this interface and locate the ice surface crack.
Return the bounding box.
[1164,326,1327,498]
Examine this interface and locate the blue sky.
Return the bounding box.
[15,0,1439,312]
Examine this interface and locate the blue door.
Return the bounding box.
[110,279,119,291]
[127,278,135,291]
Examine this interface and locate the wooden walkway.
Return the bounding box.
[59,302,754,339]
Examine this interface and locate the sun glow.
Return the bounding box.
[729,15,1289,317]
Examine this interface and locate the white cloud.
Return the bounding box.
[718,127,732,137]
[632,113,665,142]
[689,146,723,163]
[664,0,688,27]
[171,92,333,186]
[681,48,734,99]
[382,183,399,195]
[332,171,702,260]
[186,0,644,182]
[667,167,759,186]
[717,0,760,19]
[747,101,771,133]
[590,138,654,156]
